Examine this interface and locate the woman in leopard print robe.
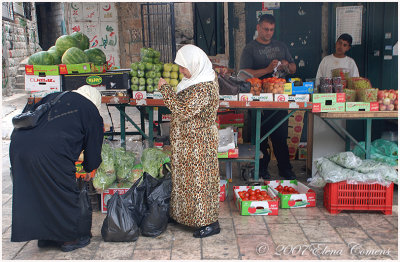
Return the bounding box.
[158,45,220,234]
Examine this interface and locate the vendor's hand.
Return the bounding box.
[158,78,168,89]
[280,59,289,66]
[267,59,279,73]
[83,173,91,182]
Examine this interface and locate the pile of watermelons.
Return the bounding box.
[28,32,107,66]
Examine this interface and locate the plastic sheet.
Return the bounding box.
[353,139,398,166]
[218,126,236,153]
[308,152,398,188]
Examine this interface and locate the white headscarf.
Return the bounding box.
[73,85,102,111]
[174,44,216,93]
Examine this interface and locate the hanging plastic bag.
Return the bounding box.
[101,192,140,242]
[140,172,172,237]
[77,181,93,237]
[352,139,398,166]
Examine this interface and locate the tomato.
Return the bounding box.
[249,196,257,201]
[242,197,249,201]
[245,192,249,197]
[261,191,268,196]
[250,191,256,196]
[255,189,261,193]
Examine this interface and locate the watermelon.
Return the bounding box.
[55,35,80,57]
[47,49,62,65]
[48,46,63,57]
[27,51,55,65]
[70,32,90,50]
[84,48,107,65]
[61,47,89,64]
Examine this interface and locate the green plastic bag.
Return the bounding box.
[353,139,398,166]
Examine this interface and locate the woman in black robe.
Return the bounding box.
[10,85,104,252]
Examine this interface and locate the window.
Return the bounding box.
[13,2,32,20]
[2,2,14,21]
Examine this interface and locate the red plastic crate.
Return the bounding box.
[324,182,394,215]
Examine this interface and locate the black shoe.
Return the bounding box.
[193,221,220,238]
[37,240,62,248]
[279,169,297,180]
[60,236,90,252]
[259,169,271,180]
[168,216,178,224]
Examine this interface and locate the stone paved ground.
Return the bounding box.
[2,92,398,260]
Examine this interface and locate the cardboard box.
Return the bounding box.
[288,94,310,102]
[265,180,316,208]
[146,92,163,99]
[29,89,61,98]
[219,94,238,101]
[25,64,60,76]
[217,113,244,128]
[233,185,279,215]
[25,75,62,92]
[284,82,314,95]
[61,71,130,91]
[274,94,289,102]
[131,91,147,100]
[346,102,379,112]
[298,143,307,160]
[101,188,130,213]
[217,148,239,158]
[59,63,93,74]
[251,93,274,102]
[312,93,346,113]
[220,180,229,202]
[239,93,253,101]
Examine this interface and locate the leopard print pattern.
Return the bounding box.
[159,79,220,228]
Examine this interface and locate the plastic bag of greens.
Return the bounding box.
[114,147,137,182]
[327,152,362,169]
[141,148,170,179]
[352,139,398,166]
[93,168,117,191]
[99,143,116,174]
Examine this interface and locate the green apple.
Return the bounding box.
[153,50,160,58]
[155,72,161,78]
[130,70,138,77]
[153,85,158,92]
[147,85,154,93]
[153,64,162,72]
[170,71,178,79]
[171,64,179,72]
[139,85,146,91]
[131,76,139,85]
[170,79,179,87]
[146,78,154,85]
[164,78,171,84]
[138,62,145,71]
[130,62,138,71]
[152,58,159,64]
[153,77,160,85]
[146,71,156,78]
[162,71,171,78]
[145,62,153,71]
[139,77,146,86]
[137,70,145,78]
[179,73,184,80]
[163,63,172,72]
[131,84,139,91]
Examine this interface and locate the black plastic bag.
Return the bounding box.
[77,181,92,238]
[101,192,140,242]
[218,74,251,95]
[140,173,172,237]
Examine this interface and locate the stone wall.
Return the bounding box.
[2,4,41,96]
[116,2,143,68]
[38,3,65,50]
[174,3,194,50]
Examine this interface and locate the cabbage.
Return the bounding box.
[141,148,170,178]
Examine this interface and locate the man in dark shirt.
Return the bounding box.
[239,14,296,180]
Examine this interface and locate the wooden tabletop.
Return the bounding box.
[101,97,313,110]
[316,111,398,119]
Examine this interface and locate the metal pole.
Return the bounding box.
[365,119,372,159]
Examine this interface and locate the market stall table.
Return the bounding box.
[102,97,313,181]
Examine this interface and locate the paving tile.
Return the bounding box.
[2,214,11,234]
[291,207,327,220]
[219,200,232,218]
[202,233,239,260]
[236,234,281,260]
[52,237,100,260]
[13,240,59,260]
[391,205,398,216]
[264,209,297,224]
[268,224,309,246]
[2,193,12,206]
[3,225,11,239]
[335,227,378,246]
[229,199,242,218]
[2,239,27,260]
[135,228,174,250]
[233,216,268,235]
[383,215,398,229]
[93,241,135,259]
[299,220,344,244]
[171,239,201,260]
[91,211,106,237]
[326,215,359,228]
[364,226,398,245]
[350,212,394,228]
[319,206,352,217]
[132,249,171,260]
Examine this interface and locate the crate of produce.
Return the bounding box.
[323,181,394,215]
[233,185,279,215]
[265,180,316,208]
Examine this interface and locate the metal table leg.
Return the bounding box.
[365,119,372,159]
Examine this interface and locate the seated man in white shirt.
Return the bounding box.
[315,33,359,87]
